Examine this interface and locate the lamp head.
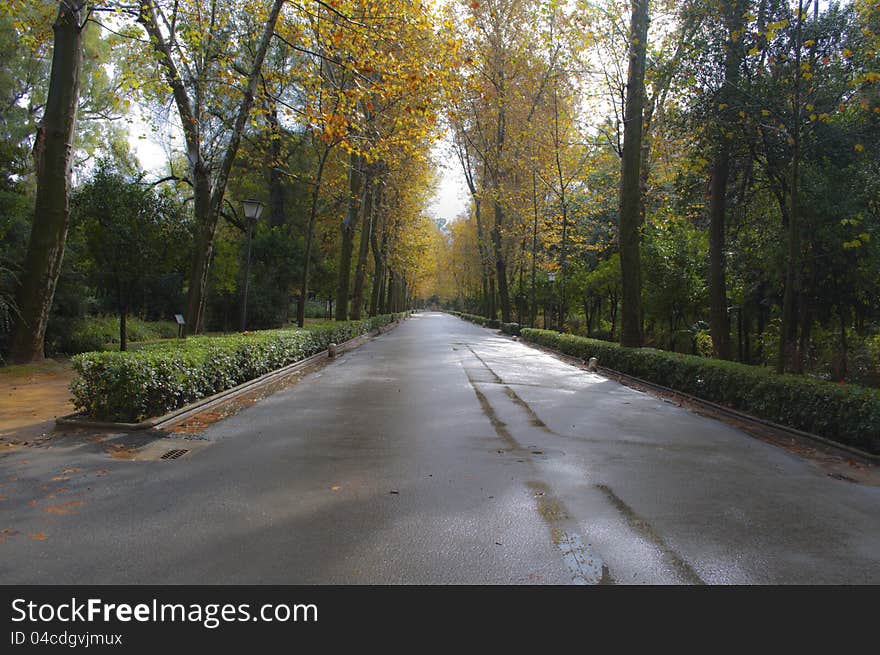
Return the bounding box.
[243,199,264,221]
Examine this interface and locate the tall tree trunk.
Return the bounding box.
[119,307,127,353]
[386,269,396,313]
[778,0,804,373]
[530,171,539,327]
[491,196,511,322]
[185,168,214,333]
[491,176,512,320]
[140,0,285,335]
[488,274,497,320]
[297,148,329,327]
[8,1,85,364]
[708,0,745,360]
[378,262,388,314]
[618,0,649,348]
[370,185,385,316]
[351,173,374,320]
[473,198,491,318]
[335,152,362,321]
[370,208,387,317]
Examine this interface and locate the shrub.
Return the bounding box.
[501,322,520,336]
[71,314,404,422]
[447,311,503,330]
[519,328,880,454]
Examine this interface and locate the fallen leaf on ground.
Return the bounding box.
[43,500,83,515]
[28,533,48,541]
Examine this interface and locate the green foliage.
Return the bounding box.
[641,220,708,346]
[520,328,880,454]
[71,162,192,336]
[447,311,501,329]
[70,313,407,422]
[501,322,520,336]
[59,315,178,355]
[241,224,303,329]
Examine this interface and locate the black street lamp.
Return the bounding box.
[547,271,556,330]
[240,199,264,331]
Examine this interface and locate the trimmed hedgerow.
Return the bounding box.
[447,311,501,329]
[520,328,880,454]
[70,313,407,422]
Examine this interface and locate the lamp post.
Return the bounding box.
[240,199,264,331]
[547,271,556,330]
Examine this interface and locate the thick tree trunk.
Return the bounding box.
[491,199,511,322]
[351,175,374,320]
[369,253,383,317]
[8,1,85,364]
[185,168,214,333]
[378,263,388,314]
[530,172,539,328]
[708,0,745,360]
[119,308,127,352]
[618,0,649,348]
[335,153,362,321]
[386,269,396,314]
[488,274,497,320]
[368,187,385,317]
[473,198,491,318]
[778,0,805,373]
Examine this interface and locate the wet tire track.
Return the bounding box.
[460,340,703,585]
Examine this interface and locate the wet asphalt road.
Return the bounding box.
[1,312,879,584]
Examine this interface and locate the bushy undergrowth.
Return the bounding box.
[71,313,406,422]
[58,315,179,355]
[519,328,880,454]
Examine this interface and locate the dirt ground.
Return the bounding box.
[0,359,75,444]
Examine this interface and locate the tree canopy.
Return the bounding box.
[1,0,878,387]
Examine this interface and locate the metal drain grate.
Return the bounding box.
[160,448,189,460]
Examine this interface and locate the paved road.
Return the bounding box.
[1,312,878,584]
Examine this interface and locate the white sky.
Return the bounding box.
[427,132,469,224]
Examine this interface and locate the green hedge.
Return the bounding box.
[520,328,880,454]
[447,311,501,329]
[500,322,520,336]
[71,313,407,422]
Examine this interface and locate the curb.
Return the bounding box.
[56,319,404,432]
[465,319,880,465]
[594,365,880,464]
